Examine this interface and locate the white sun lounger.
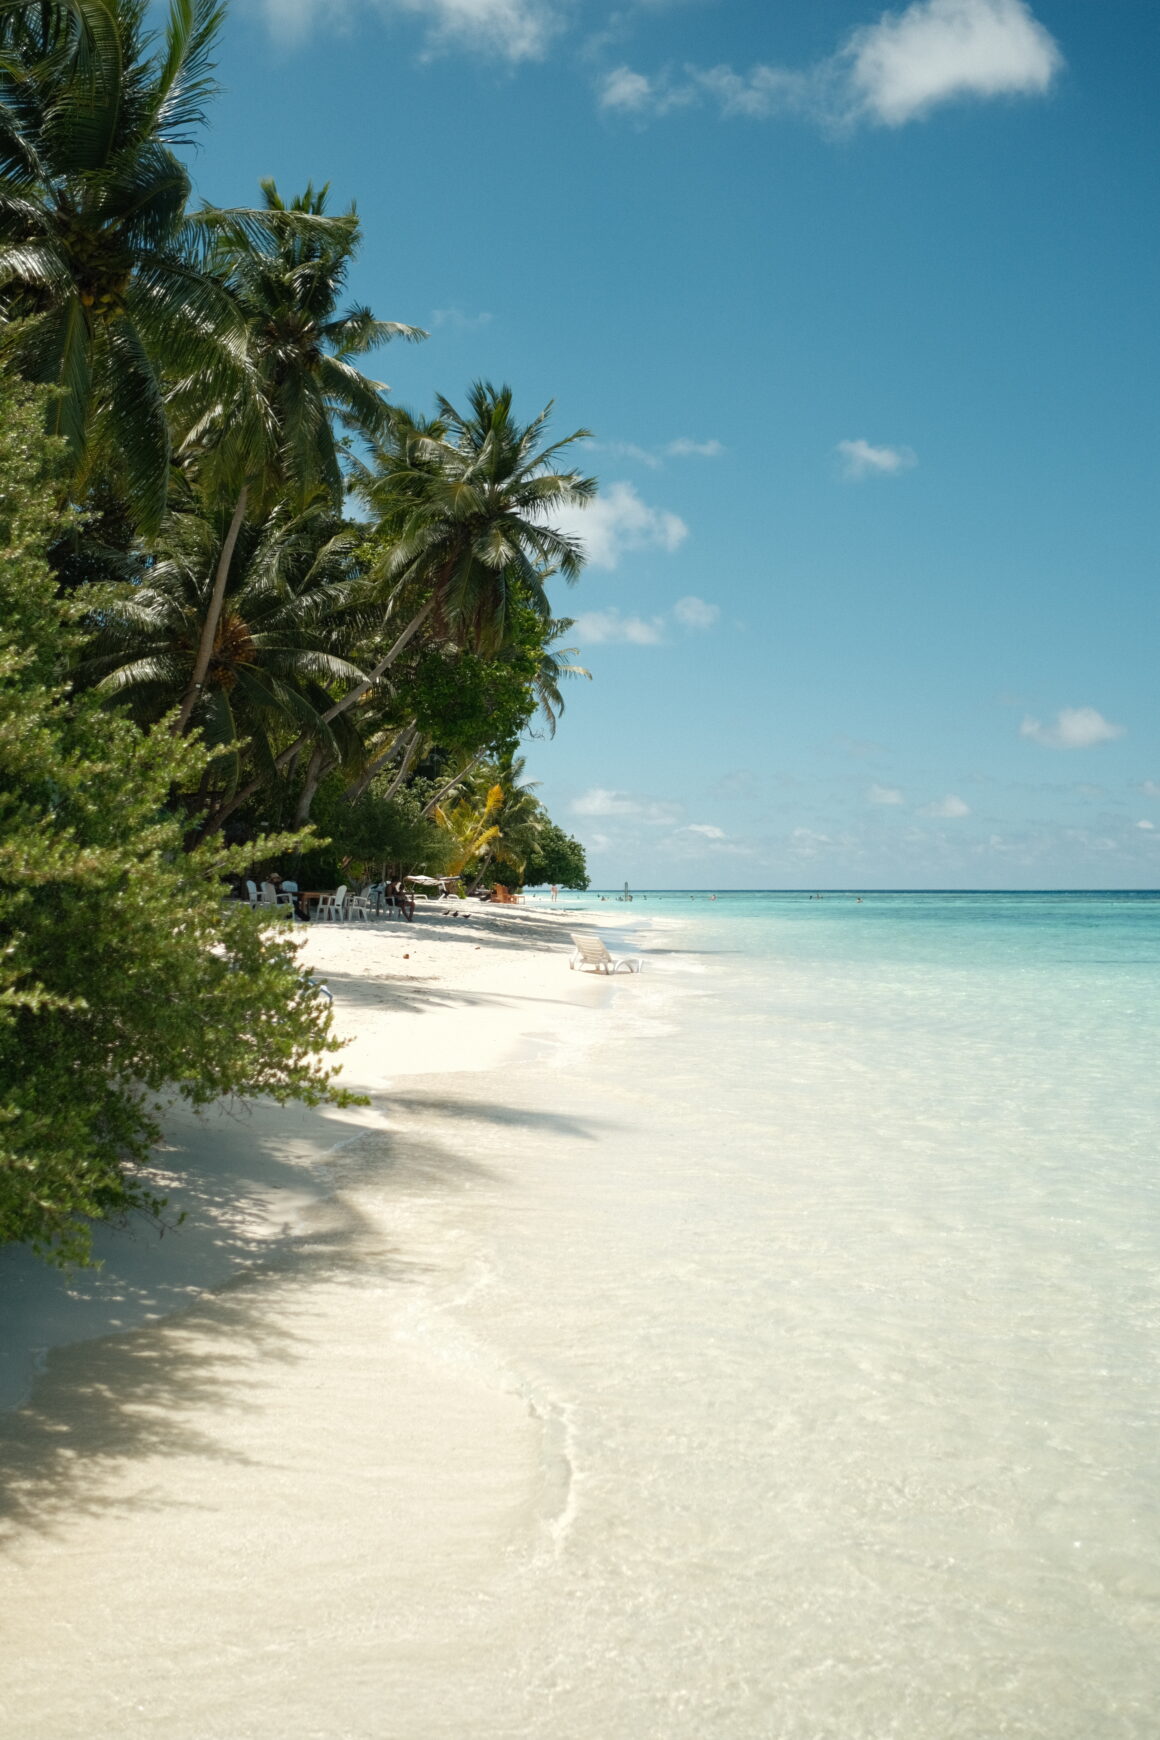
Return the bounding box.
[569,933,641,974]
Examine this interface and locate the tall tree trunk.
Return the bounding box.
[172,484,249,735]
[383,730,423,800]
[294,745,330,827]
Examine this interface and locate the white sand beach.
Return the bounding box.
[0,899,648,1739]
[7,895,1160,1740]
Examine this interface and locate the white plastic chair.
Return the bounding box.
[315,885,347,922]
[345,888,372,922]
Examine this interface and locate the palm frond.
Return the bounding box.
[151,0,223,144]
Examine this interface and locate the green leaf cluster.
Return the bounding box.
[521,823,589,891]
[0,376,348,1265]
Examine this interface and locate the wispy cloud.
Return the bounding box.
[571,788,682,824]
[868,783,905,805]
[685,823,726,839]
[599,0,1062,129]
[589,436,724,469]
[1020,707,1125,750]
[589,439,663,469]
[430,306,493,331]
[1141,780,1160,799]
[1137,820,1155,832]
[260,0,566,59]
[920,794,971,817]
[666,437,725,459]
[571,593,721,646]
[837,437,918,479]
[673,595,719,630]
[555,479,687,570]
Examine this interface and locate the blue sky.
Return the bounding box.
[194,0,1158,888]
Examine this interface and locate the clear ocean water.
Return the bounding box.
[379,890,1160,1738]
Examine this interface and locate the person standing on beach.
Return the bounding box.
[550,885,559,904]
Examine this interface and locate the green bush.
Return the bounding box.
[0,380,351,1265]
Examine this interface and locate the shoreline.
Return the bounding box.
[0,896,668,1736]
[0,899,641,1413]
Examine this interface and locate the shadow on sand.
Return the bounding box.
[0,1088,610,1543]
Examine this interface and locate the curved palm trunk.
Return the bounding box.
[383,730,423,800]
[420,751,484,818]
[317,593,437,729]
[172,484,249,735]
[196,591,438,838]
[344,723,417,803]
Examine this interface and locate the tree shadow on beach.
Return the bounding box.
[317,966,611,1022]
[0,1186,420,1543]
[387,1092,615,1142]
[0,1085,607,1544]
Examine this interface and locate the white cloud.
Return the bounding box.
[868,783,905,805]
[600,64,656,112]
[673,595,720,630]
[1137,820,1155,832]
[685,823,726,839]
[430,306,493,331]
[261,0,565,59]
[666,437,725,459]
[601,0,1062,130]
[555,480,687,570]
[1141,781,1160,799]
[837,437,918,479]
[921,794,971,817]
[845,0,1064,127]
[1020,707,1125,750]
[571,608,665,645]
[571,788,681,825]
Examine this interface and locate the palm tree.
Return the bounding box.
[0,0,244,531]
[437,756,545,889]
[196,382,595,836]
[337,383,595,722]
[434,783,504,879]
[170,178,423,733]
[531,617,590,737]
[196,181,422,510]
[80,499,370,807]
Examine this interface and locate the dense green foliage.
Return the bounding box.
[521,823,590,890]
[0,378,349,1264]
[0,0,597,1262]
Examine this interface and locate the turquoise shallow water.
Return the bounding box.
[397,892,1160,1736]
